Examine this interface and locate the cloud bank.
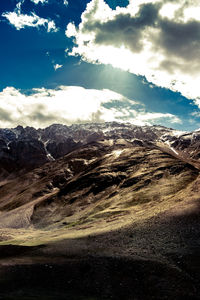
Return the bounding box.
[0,86,180,128]
[66,0,200,101]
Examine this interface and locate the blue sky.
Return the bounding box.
[0,0,200,130]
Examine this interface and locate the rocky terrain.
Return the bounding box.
[0,122,200,299]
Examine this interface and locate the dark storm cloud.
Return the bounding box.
[84,3,160,52]
[84,2,200,69]
[157,19,200,71]
[68,0,200,82]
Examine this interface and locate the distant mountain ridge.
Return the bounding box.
[0,122,200,178]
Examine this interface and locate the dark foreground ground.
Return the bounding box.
[0,251,199,300]
[1,201,200,300]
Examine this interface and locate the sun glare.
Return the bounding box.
[159,3,180,19]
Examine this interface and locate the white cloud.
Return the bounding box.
[16,0,25,11]
[30,0,48,4]
[191,111,200,118]
[66,22,76,37]
[64,0,68,7]
[47,20,58,32]
[53,63,63,70]
[66,0,200,101]
[2,2,58,32]
[0,86,180,128]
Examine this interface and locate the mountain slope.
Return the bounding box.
[0,123,200,299]
[0,138,198,239]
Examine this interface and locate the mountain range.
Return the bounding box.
[0,122,200,299]
[1,122,200,176]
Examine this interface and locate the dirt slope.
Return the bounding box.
[0,139,200,299]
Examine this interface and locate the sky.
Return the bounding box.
[0,0,200,130]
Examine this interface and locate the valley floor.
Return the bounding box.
[0,189,200,299]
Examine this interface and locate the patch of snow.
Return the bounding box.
[170,147,179,155]
[43,140,55,161]
[162,138,173,145]
[12,129,20,139]
[109,149,124,158]
[165,140,179,155]
[47,153,55,161]
[181,134,193,140]
[44,139,50,145]
[130,138,143,142]
[172,130,187,137]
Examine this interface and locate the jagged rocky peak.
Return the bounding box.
[0,122,174,143]
[40,123,70,141]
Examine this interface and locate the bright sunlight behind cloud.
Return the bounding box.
[66,0,200,102]
[0,86,180,128]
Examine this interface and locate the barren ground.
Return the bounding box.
[0,142,200,299]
